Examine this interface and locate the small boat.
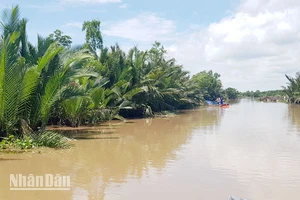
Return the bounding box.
[205,100,229,108]
[205,100,219,105]
[220,104,229,108]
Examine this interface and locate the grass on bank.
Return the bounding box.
[0,131,71,152]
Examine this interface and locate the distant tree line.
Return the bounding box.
[242,90,285,98]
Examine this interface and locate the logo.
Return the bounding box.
[10,174,71,191]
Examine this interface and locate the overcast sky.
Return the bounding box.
[1,0,299,91]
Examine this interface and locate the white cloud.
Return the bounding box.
[203,10,300,62]
[238,0,300,14]
[119,4,128,9]
[166,0,300,91]
[103,13,176,42]
[60,0,121,5]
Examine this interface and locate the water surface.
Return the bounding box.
[1,99,300,200]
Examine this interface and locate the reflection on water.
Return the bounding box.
[287,104,300,135]
[1,99,300,200]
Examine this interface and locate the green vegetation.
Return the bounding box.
[283,73,300,103]
[0,135,35,150]
[241,71,300,104]
[30,131,71,148]
[0,5,239,150]
[0,132,70,151]
[190,70,222,100]
[224,87,240,100]
[189,70,239,101]
[242,90,285,98]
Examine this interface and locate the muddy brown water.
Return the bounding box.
[1,99,300,200]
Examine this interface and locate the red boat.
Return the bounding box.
[220,104,230,108]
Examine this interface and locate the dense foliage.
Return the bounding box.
[224,87,240,100]
[283,73,300,103]
[0,6,94,140]
[190,70,222,101]
[0,6,239,143]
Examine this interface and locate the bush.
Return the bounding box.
[0,132,71,150]
[30,131,71,149]
[0,135,36,150]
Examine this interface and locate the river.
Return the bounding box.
[1,99,300,200]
